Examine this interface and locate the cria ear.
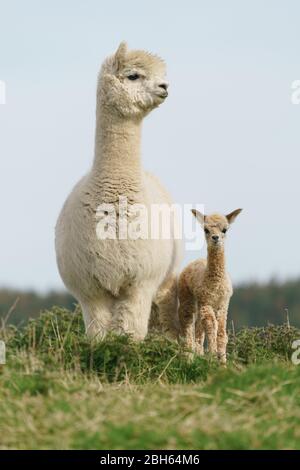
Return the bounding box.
[226,208,243,224]
[113,41,128,72]
[191,209,205,227]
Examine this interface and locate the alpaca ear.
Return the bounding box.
[226,208,243,224]
[191,209,205,227]
[113,41,128,72]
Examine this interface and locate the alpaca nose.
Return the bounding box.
[159,82,169,91]
[212,235,219,242]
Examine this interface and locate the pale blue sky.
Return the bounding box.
[0,0,300,290]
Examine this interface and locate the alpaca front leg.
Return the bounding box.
[194,316,205,355]
[199,305,218,354]
[81,296,112,341]
[178,299,195,351]
[110,285,154,340]
[154,274,179,339]
[216,310,228,364]
[178,279,195,351]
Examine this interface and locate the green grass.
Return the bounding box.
[1,306,300,449]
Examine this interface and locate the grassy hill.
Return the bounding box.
[1,306,300,449]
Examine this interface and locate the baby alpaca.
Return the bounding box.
[178,208,242,363]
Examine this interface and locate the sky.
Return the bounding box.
[0,0,300,291]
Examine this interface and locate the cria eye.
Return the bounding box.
[222,228,227,234]
[204,228,210,234]
[127,73,140,80]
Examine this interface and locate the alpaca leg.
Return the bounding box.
[152,274,179,339]
[179,300,195,350]
[194,316,205,355]
[110,283,155,340]
[216,310,228,364]
[81,294,113,340]
[148,301,161,332]
[199,306,218,354]
[178,281,195,351]
[179,304,194,363]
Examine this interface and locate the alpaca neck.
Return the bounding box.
[206,246,226,281]
[92,109,143,202]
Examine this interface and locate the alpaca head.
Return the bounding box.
[191,208,242,250]
[98,42,168,119]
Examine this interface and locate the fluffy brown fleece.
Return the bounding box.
[178,209,242,363]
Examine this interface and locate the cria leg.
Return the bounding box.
[148,301,161,332]
[216,310,228,364]
[178,280,195,351]
[110,283,155,340]
[194,315,205,355]
[153,274,179,339]
[199,305,218,354]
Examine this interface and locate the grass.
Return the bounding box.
[1,306,300,449]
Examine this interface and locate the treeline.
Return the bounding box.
[0,289,76,327]
[229,278,300,329]
[0,279,300,329]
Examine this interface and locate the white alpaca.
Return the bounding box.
[55,43,182,340]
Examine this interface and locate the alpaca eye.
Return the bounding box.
[222,228,227,234]
[127,73,140,81]
[204,228,210,234]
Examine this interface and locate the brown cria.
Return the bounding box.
[178,208,242,363]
